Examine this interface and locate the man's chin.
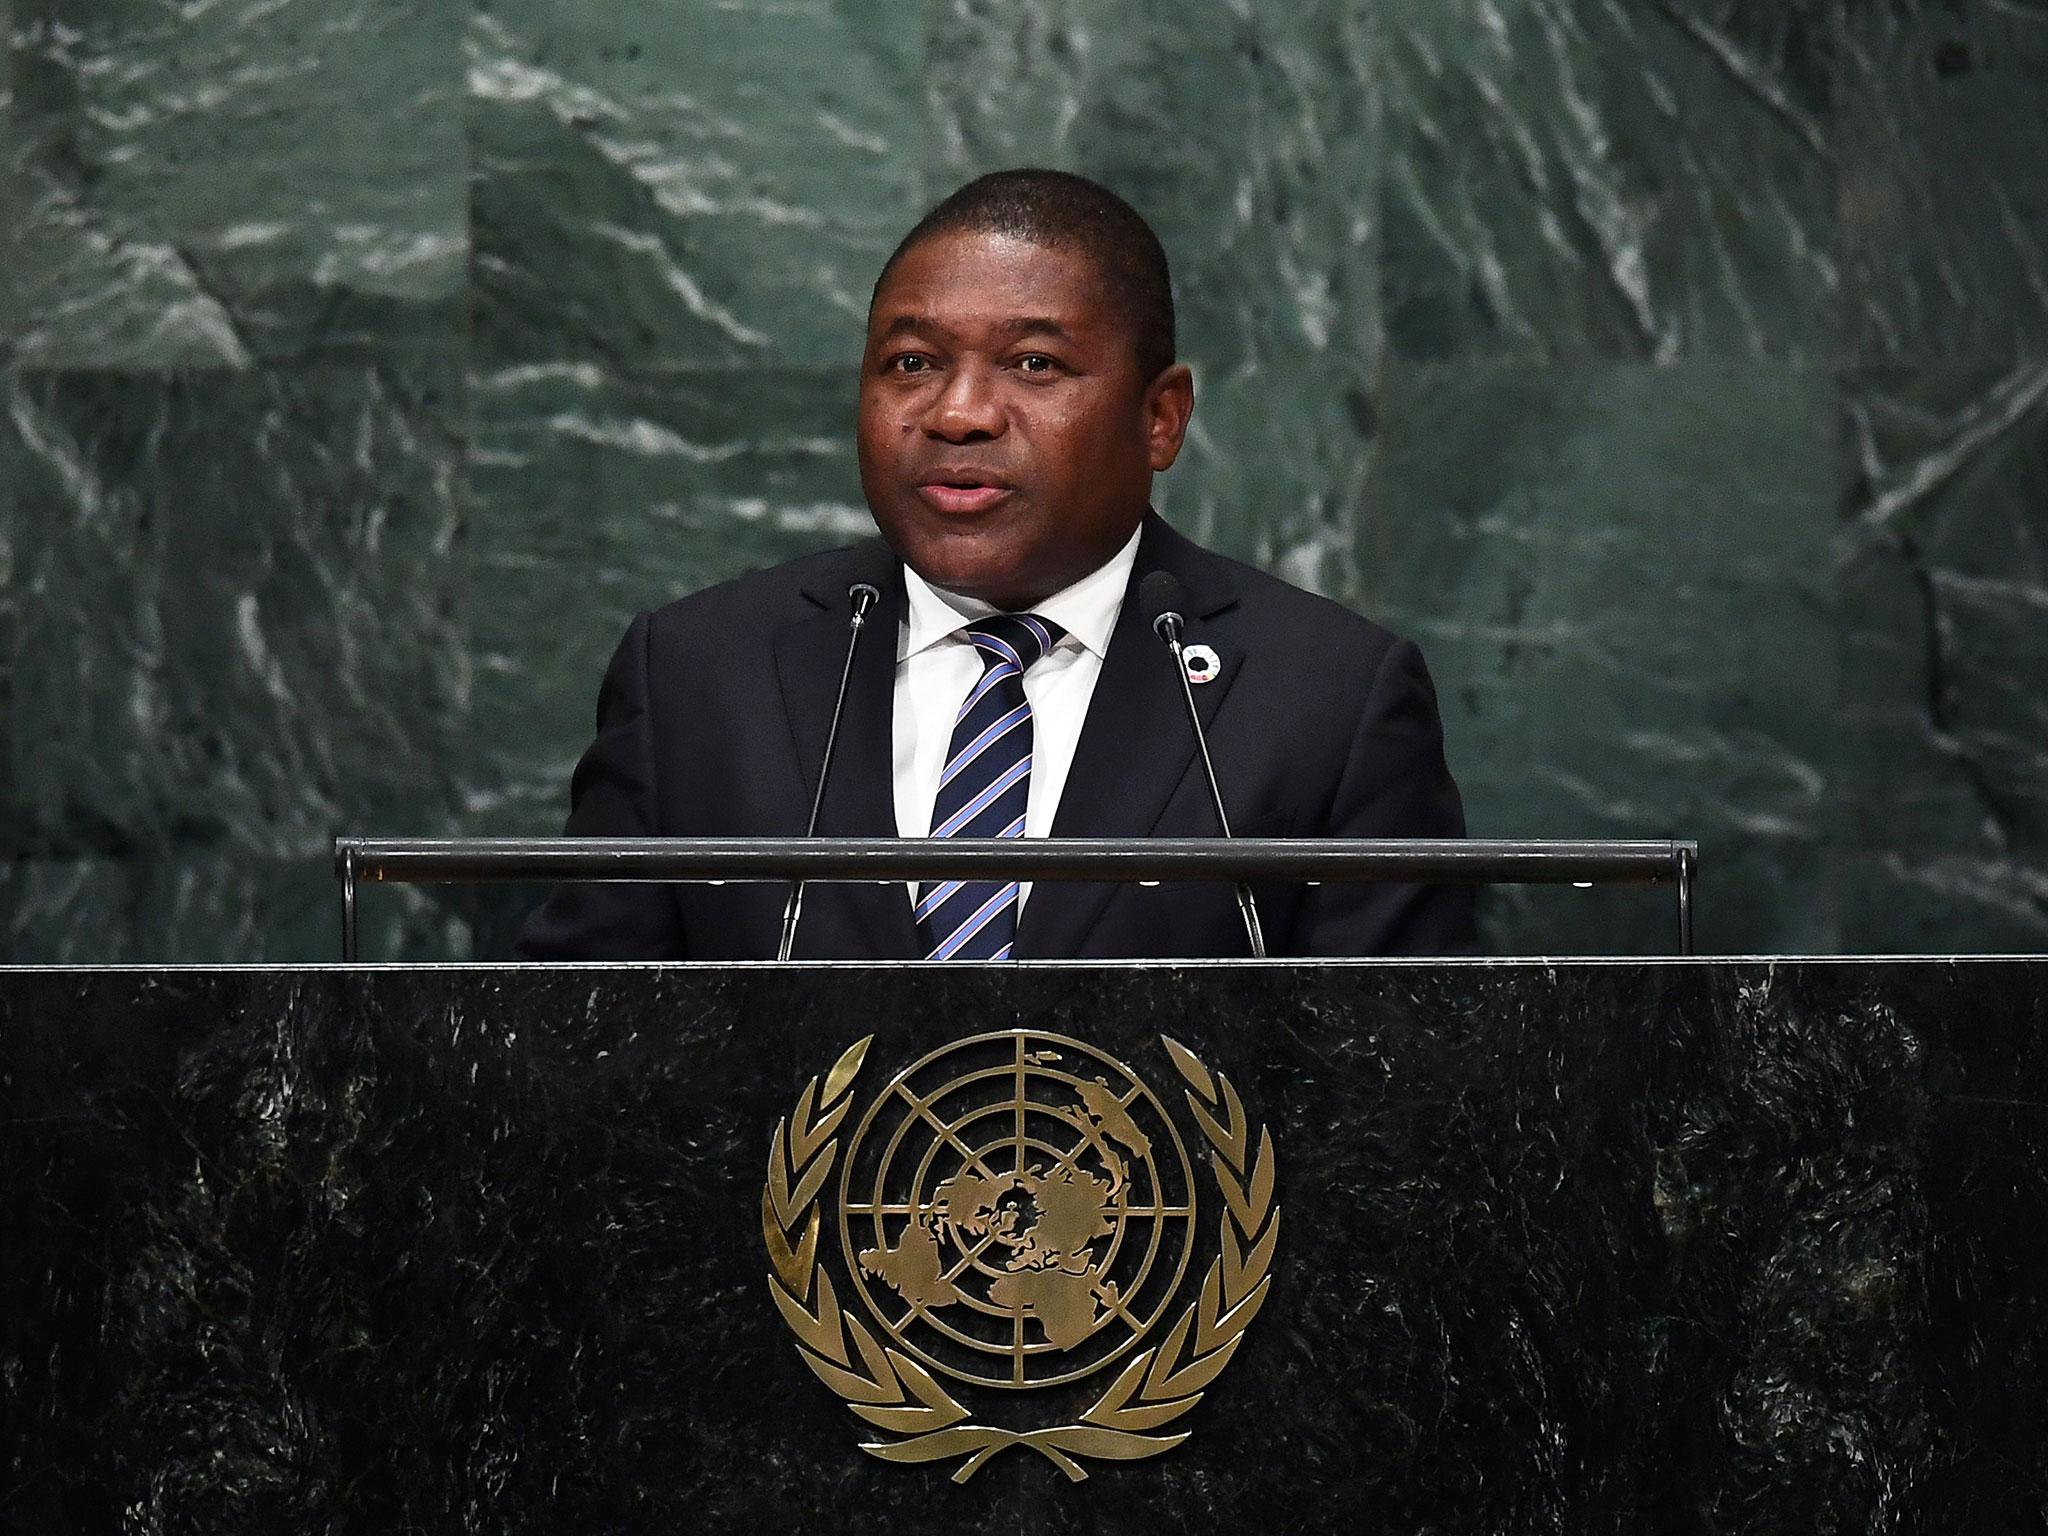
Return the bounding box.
[908,543,1049,609]
[915,556,1013,605]
[880,521,1007,596]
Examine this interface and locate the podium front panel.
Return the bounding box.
[4,960,2043,1532]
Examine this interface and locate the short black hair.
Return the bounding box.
[871,169,1177,381]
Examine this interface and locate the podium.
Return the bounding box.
[5,958,2044,1530]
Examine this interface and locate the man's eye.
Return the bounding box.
[889,354,931,375]
[1017,354,1057,374]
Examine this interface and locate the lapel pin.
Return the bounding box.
[1183,643,1221,685]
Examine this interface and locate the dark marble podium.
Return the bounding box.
[4,959,2046,1533]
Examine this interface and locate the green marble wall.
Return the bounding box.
[4,1,2044,960]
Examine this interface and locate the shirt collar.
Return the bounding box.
[898,522,1143,662]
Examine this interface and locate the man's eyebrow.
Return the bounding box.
[993,316,1078,342]
[876,314,947,343]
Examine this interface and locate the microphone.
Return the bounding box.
[777,582,882,961]
[1137,571,1267,959]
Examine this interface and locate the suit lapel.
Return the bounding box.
[774,540,919,958]
[1016,515,1245,958]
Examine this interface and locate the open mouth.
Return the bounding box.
[917,477,1015,514]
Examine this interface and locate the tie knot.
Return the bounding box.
[965,613,1065,674]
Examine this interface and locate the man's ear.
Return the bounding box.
[1145,363,1195,472]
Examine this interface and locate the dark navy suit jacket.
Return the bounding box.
[516,514,1478,960]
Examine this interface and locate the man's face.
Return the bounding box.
[857,228,1193,611]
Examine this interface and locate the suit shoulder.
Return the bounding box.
[637,539,886,642]
[1201,547,1412,669]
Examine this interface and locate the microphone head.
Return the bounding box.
[848,581,881,619]
[1138,570,1187,640]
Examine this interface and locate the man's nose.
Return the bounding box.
[922,362,1005,441]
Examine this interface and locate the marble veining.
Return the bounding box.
[2,3,2045,961]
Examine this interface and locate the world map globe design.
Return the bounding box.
[837,1030,1199,1390]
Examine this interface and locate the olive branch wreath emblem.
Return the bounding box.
[761,1032,1280,1482]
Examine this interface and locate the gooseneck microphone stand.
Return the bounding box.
[777,582,880,961]
[1139,571,1268,959]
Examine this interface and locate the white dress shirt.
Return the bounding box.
[892,524,1143,913]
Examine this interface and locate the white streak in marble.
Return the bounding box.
[1838,367,2048,563]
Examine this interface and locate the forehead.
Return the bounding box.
[867,228,1123,339]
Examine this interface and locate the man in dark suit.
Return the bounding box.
[518,170,1475,961]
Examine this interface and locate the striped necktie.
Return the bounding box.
[915,613,1066,961]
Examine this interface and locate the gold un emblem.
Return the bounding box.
[761,1029,1281,1481]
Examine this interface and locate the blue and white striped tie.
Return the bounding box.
[915,613,1065,961]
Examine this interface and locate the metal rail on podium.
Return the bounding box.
[331,836,1700,959]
